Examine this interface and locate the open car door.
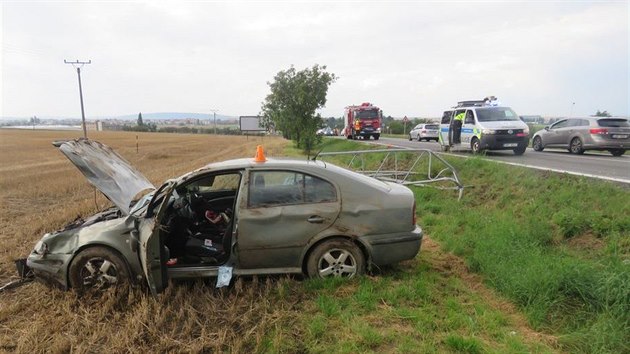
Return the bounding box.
[138,181,175,295]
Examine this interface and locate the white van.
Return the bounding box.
[438,100,530,155]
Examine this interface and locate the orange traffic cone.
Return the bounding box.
[254,145,267,162]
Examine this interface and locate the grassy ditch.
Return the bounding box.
[315,137,629,353]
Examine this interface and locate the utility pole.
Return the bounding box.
[64,60,91,138]
[209,109,219,134]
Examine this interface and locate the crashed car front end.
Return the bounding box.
[25,207,144,289]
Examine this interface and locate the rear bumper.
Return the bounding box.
[362,226,423,266]
[584,136,629,149]
[480,135,529,150]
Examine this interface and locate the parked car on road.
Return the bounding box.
[532,117,629,156]
[409,124,439,142]
[23,139,422,295]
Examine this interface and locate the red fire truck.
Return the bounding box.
[343,102,383,140]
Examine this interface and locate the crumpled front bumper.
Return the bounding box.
[26,252,73,290]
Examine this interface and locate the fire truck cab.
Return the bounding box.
[343,102,382,140]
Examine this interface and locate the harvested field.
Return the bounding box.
[0,130,556,353]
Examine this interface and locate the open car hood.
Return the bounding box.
[54,138,155,215]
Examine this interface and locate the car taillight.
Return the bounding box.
[412,202,417,225]
[590,128,608,134]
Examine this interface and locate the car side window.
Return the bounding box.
[465,110,475,124]
[441,111,452,124]
[183,173,241,193]
[551,120,568,129]
[248,171,337,208]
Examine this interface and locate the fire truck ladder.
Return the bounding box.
[316,148,464,200]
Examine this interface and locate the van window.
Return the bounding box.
[465,111,475,124]
[476,107,520,122]
[441,111,452,124]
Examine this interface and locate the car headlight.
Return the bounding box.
[482,129,496,134]
[34,240,48,255]
[523,127,530,135]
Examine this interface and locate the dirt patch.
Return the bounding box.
[421,236,560,348]
[565,232,605,252]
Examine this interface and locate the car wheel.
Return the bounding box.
[609,149,625,157]
[532,136,544,151]
[440,145,450,152]
[69,246,129,292]
[373,134,380,140]
[513,146,527,155]
[306,239,365,279]
[471,138,482,154]
[408,135,412,141]
[570,137,585,154]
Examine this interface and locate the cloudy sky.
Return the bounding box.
[1,1,628,119]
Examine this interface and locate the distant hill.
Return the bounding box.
[114,112,235,121]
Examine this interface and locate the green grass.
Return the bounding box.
[307,138,630,353]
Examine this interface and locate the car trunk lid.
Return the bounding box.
[54,138,155,215]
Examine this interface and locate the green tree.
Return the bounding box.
[594,110,611,117]
[261,65,337,153]
[137,112,144,126]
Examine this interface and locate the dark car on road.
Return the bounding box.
[532,117,629,156]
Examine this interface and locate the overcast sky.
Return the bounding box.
[1,0,628,119]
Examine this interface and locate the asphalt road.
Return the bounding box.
[368,137,630,183]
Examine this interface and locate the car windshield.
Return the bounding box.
[130,192,154,216]
[597,119,629,127]
[355,110,379,119]
[426,124,439,129]
[476,107,520,122]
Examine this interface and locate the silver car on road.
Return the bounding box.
[409,124,439,142]
[532,117,629,156]
[24,139,422,294]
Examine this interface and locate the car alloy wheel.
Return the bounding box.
[570,137,585,154]
[307,239,365,279]
[533,136,544,151]
[471,138,482,154]
[69,246,129,292]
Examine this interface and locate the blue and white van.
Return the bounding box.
[438,100,530,155]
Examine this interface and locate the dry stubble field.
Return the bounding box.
[0,129,557,353]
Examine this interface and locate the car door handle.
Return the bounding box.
[307,216,325,224]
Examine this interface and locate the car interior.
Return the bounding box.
[162,172,241,267]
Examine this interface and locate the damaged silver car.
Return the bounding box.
[23,139,422,294]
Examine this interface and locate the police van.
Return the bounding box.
[438,98,530,155]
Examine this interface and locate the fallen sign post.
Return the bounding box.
[239,116,266,140]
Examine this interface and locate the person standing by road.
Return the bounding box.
[452,111,465,144]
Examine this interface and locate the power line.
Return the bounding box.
[64,59,91,138]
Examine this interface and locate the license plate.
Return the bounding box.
[503,143,518,147]
[612,134,628,139]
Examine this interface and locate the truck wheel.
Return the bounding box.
[373,134,380,140]
[69,246,130,293]
[306,239,365,279]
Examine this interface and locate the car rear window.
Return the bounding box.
[597,119,630,127]
[426,124,439,129]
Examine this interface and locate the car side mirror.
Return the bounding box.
[544,126,550,131]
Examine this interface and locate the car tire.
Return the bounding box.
[440,145,450,152]
[408,135,412,141]
[532,136,544,152]
[609,149,625,157]
[373,134,380,140]
[471,138,482,154]
[513,146,526,155]
[69,246,130,292]
[570,137,585,154]
[306,239,365,279]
